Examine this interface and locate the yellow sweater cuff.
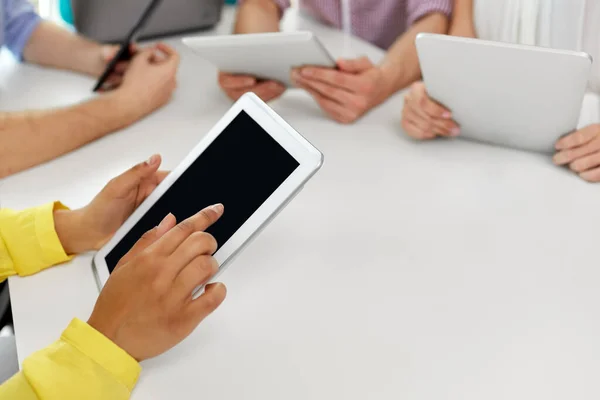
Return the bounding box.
[0,202,72,277]
[61,319,141,392]
[35,202,73,268]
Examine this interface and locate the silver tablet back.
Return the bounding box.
[416,33,592,153]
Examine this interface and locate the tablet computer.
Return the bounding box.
[416,33,593,153]
[92,93,323,289]
[182,31,336,87]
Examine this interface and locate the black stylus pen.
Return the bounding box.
[92,0,164,92]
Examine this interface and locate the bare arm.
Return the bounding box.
[0,93,139,178]
[449,0,476,37]
[22,21,107,77]
[379,12,449,97]
[234,0,281,33]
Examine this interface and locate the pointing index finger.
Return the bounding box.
[157,204,224,255]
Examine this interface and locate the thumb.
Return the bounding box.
[108,154,162,195]
[337,56,373,73]
[115,213,177,268]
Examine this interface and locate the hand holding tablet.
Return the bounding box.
[93,93,323,289]
[219,72,286,103]
[88,205,226,362]
[184,31,335,103]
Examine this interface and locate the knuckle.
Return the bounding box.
[198,208,215,224]
[136,251,153,266]
[198,256,219,277]
[190,232,217,253]
[176,218,195,235]
[140,227,158,241]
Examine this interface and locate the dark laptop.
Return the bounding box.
[71,0,224,43]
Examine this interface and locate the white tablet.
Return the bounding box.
[182,31,336,86]
[93,93,323,289]
[416,33,593,153]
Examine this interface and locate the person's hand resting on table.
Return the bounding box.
[109,43,179,120]
[290,57,394,124]
[553,124,600,182]
[94,44,139,91]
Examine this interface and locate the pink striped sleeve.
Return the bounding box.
[407,0,453,26]
[272,0,291,10]
[238,0,291,13]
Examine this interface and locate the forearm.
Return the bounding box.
[379,12,449,96]
[23,21,104,77]
[0,93,137,178]
[234,0,281,33]
[449,0,476,37]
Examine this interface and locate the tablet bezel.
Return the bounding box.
[92,93,323,289]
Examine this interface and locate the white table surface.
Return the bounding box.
[3,6,600,400]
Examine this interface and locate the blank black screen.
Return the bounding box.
[105,111,300,271]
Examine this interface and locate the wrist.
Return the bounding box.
[376,63,401,102]
[80,42,107,77]
[102,90,144,127]
[54,208,90,254]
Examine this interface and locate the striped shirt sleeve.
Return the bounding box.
[238,0,292,15]
[407,0,453,26]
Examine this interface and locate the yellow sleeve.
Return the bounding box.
[0,319,141,400]
[0,202,72,283]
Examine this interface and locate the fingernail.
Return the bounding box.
[442,112,452,119]
[451,128,460,136]
[301,69,312,77]
[553,153,565,165]
[147,154,160,166]
[211,203,224,214]
[158,213,173,230]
